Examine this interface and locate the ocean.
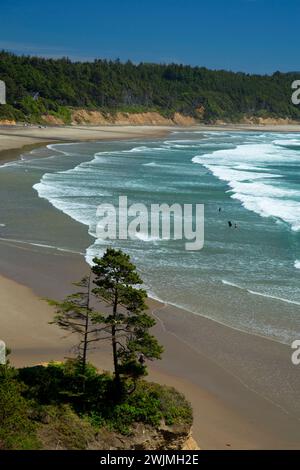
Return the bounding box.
[1,130,300,344]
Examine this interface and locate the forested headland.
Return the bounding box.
[0,249,194,450]
[0,51,299,124]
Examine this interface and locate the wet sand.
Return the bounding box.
[0,124,171,163]
[1,122,300,163]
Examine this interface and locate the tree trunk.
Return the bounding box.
[82,312,89,385]
[82,273,91,392]
[112,289,120,387]
[112,323,119,381]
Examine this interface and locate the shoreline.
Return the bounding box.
[0,124,172,164]
[1,127,300,449]
[1,121,300,164]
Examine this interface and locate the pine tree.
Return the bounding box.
[48,274,108,387]
[92,248,163,390]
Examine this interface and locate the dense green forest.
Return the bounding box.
[0,51,299,123]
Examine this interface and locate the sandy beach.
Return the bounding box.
[1,122,300,163]
[1,124,300,450]
[0,124,172,163]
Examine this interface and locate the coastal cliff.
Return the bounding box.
[36,413,199,450]
[0,359,197,450]
[3,110,299,128]
[40,110,198,127]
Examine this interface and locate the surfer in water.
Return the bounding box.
[228,221,233,228]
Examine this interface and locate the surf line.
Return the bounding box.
[222,279,300,306]
[0,237,84,256]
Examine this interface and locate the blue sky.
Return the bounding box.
[0,0,299,74]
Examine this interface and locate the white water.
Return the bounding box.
[29,131,300,343]
[192,141,300,232]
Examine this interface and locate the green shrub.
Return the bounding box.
[87,379,192,434]
[19,360,111,409]
[129,381,193,427]
[0,104,24,121]
[37,404,95,450]
[0,366,40,449]
[18,362,193,436]
[48,105,72,124]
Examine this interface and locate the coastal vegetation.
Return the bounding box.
[0,51,299,124]
[0,249,192,450]
[48,249,163,395]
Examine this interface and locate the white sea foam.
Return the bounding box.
[193,142,300,165]
[0,161,18,169]
[228,181,300,198]
[294,260,300,270]
[192,142,300,231]
[222,280,300,306]
[274,139,300,149]
[231,193,300,231]
[203,165,281,183]
[33,178,99,227]
[233,164,267,171]
[128,146,150,152]
[33,146,115,229]
[143,161,158,167]
[0,237,84,255]
[134,232,161,242]
[46,143,76,156]
[127,146,168,153]
[222,279,242,289]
